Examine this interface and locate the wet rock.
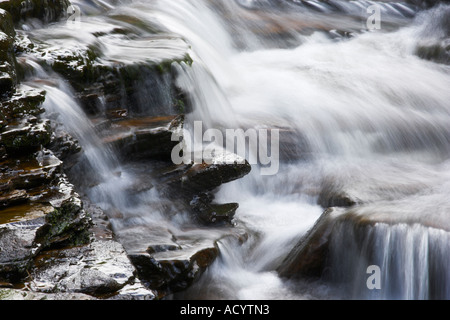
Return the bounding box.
[0,33,16,96]
[0,198,155,299]
[190,193,238,225]
[110,282,156,300]
[48,129,81,167]
[278,208,343,279]
[180,159,251,194]
[316,178,363,209]
[0,189,28,207]
[35,182,92,249]
[0,174,93,284]
[0,149,62,194]
[128,240,219,293]
[0,119,51,154]
[23,26,191,116]
[30,239,137,295]
[0,219,43,282]
[0,9,15,38]
[318,190,357,208]
[0,288,95,300]
[0,87,46,121]
[0,0,70,24]
[416,42,450,65]
[104,115,181,162]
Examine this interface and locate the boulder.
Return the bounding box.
[277,208,343,278]
[180,159,251,194]
[0,218,43,282]
[416,42,450,65]
[190,193,238,225]
[103,115,182,162]
[128,240,219,293]
[30,240,136,295]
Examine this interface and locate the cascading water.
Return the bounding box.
[16,0,450,299]
[147,0,450,299]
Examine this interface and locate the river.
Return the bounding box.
[19,0,450,299]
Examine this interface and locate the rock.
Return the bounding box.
[0,189,28,207]
[0,33,16,96]
[277,208,344,279]
[30,240,137,296]
[180,159,251,194]
[128,240,219,293]
[0,0,70,24]
[416,42,450,65]
[110,282,156,300]
[0,87,46,121]
[23,24,192,116]
[0,173,93,283]
[0,149,62,195]
[317,189,358,208]
[0,219,44,282]
[0,119,51,154]
[103,115,182,162]
[0,197,155,299]
[0,288,95,300]
[0,9,15,38]
[190,193,238,225]
[34,182,92,249]
[48,129,81,164]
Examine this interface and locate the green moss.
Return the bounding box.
[416,43,450,65]
[174,99,185,114]
[36,200,93,249]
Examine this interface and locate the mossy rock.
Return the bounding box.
[35,196,92,249]
[0,119,51,153]
[1,87,46,121]
[416,42,450,65]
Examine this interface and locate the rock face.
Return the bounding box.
[0,5,150,298]
[0,4,96,289]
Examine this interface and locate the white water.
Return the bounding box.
[147,0,450,299]
[20,0,450,299]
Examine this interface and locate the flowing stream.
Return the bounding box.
[19,0,450,299]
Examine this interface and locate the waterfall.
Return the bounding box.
[17,0,450,299]
[147,0,450,299]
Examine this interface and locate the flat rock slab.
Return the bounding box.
[29,239,140,296]
[103,115,180,161]
[128,238,219,294]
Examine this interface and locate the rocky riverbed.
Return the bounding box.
[2,0,450,301]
